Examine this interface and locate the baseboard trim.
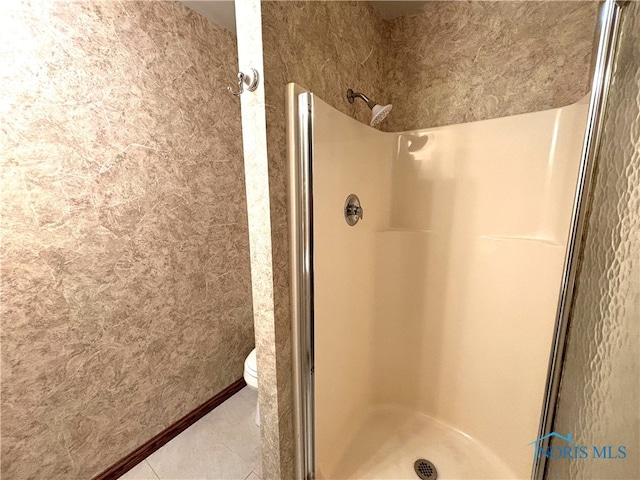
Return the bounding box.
[93,378,247,480]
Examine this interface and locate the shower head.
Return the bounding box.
[370,103,393,126]
[346,89,393,127]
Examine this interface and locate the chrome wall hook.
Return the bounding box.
[227,68,259,96]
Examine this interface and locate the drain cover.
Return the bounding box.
[414,459,438,479]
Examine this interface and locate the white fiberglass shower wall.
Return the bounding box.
[288,83,588,479]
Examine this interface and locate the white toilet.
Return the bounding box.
[243,348,260,426]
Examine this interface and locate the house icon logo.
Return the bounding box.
[528,432,576,447]
[528,432,576,459]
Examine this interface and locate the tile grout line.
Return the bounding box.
[123,389,259,480]
[220,437,260,476]
[145,459,161,480]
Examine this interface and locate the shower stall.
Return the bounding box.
[289,84,587,479]
[287,2,624,478]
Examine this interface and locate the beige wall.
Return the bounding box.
[547,2,640,478]
[233,0,284,477]
[382,1,599,131]
[374,100,588,478]
[260,1,599,476]
[0,2,253,479]
[310,95,395,478]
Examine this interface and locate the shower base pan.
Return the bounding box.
[320,406,517,479]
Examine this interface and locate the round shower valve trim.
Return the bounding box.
[344,194,363,226]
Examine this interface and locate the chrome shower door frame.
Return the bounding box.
[533,0,626,477]
[290,91,315,480]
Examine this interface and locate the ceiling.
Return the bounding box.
[181,1,237,33]
[181,1,427,36]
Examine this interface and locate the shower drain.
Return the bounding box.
[414,459,438,480]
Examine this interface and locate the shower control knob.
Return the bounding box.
[346,206,361,217]
[344,194,363,226]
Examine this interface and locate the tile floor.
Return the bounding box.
[118,387,261,480]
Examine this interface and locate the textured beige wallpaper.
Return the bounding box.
[382,1,599,131]
[233,0,285,478]
[0,2,253,479]
[547,2,640,479]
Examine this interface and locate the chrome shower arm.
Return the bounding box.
[347,89,376,109]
